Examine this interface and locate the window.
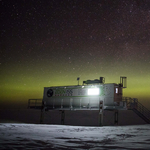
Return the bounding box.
[116,88,118,94]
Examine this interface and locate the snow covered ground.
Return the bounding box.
[0,123,150,150]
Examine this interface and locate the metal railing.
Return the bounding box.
[122,97,137,109]
[28,99,42,109]
[122,97,150,123]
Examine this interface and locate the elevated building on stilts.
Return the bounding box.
[40,76,127,126]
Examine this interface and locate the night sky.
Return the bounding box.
[0,0,150,109]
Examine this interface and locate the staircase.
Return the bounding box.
[123,97,150,124]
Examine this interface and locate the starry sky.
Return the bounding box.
[0,0,150,109]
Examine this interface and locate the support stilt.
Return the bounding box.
[40,102,45,124]
[61,110,65,125]
[98,100,103,126]
[98,113,103,126]
[114,110,118,125]
[40,107,45,124]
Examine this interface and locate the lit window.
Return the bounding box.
[88,88,99,95]
[116,88,118,93]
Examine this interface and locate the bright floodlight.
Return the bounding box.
[88,88,99,95]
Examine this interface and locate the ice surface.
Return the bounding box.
[0,123,150,149]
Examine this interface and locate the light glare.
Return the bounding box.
[88,88,99,95]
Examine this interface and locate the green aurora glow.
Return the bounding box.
[0,1,150,109]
